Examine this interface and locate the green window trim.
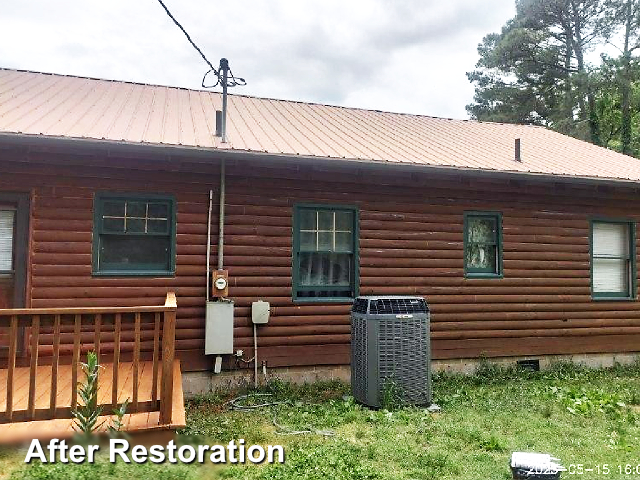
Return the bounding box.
[92,193,177,277]
[292,203,359,303]
[589,218,637,301]
[463,211,503,278]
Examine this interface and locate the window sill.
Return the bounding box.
[293,297,355,305]
[464,273,503,279]
[92,270,175,278]
[591,295,635,302]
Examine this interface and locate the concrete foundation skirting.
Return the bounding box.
[431,352,640,375]
[182,365,351,397]
[181,352,640,397]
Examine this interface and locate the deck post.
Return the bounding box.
[6,316,18,421]
[160,292,177,425]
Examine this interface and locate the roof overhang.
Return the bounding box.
[1,131,639,190]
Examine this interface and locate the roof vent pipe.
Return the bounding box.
[515,138,522,162]
[215,111,223,137]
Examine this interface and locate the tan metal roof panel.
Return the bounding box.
[1,68,640,183]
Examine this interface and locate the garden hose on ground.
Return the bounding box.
[225,393,335,436]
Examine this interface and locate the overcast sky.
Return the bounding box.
[0,0,516,119]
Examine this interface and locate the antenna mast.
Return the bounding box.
[220,58,229,143]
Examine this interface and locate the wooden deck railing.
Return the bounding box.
[0,292,177,425]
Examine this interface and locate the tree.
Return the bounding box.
[467,0,611,144]
[603,0,640,154]
[596,56,640,154]
[466,25,569,127]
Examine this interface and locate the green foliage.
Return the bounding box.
[596,55,640,156]
[245,440,381,480]
[71,351,131,438]
[108,398,130,437]
[71,351,103,436]
[549,386,627,416]
[263,378,350,403]
[380,377,404,411]
[467,0,640,157]
[9,364,640,479]
[12,457,196,480]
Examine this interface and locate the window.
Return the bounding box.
[293,204,358,301]
[464,212,503,277]
[591,220,635,299]
[93,194,176,275]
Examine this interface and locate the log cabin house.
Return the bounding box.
[1,68,640,437]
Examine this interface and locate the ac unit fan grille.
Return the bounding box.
[369,298,428,315]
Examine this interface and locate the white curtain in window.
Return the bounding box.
[593,223,628,257]
[0,209,15,272]
[592,222,629,294]
[299,252,350,286]
[593,258,628,293]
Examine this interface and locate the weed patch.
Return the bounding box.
[549,386,627,416]
[5,364,640,479]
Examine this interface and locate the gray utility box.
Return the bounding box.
[205,300,234,355]
[351,296,431,408]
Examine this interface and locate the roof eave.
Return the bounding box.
[0,131,638,189]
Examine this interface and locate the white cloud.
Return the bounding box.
[0,0,516,119]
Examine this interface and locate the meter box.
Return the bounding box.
[212,270,229,298]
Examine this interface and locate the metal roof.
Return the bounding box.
[1,68,640,183]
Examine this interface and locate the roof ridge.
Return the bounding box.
[0,67,544,128]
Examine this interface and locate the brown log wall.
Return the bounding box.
[2,144,640,371]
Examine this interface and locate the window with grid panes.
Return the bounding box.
[93,194,176,275]
[293,205,358,300]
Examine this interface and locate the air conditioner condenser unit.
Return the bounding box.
[351,296,431,408]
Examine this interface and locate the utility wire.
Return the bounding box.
[154,0,246,89]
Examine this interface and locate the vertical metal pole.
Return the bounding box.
[253,324,258,388]
[218,58,228,272]
[220,58,229,144]
[206,189,213,302]
[217,160,225,271]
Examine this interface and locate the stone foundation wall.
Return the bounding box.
[181,353,640,397]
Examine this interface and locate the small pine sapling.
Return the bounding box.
[72,351,104,436]
[108,398,131,437]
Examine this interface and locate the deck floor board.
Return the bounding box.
[0,360,184,444]
[1,362,161,413]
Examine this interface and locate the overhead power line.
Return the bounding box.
[154,0,246,89]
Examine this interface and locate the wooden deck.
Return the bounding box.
[0,359,185,444]
[0,292,185,445]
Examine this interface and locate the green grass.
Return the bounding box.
[5,361,640,479]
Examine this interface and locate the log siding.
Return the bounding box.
[2,143,640,371]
